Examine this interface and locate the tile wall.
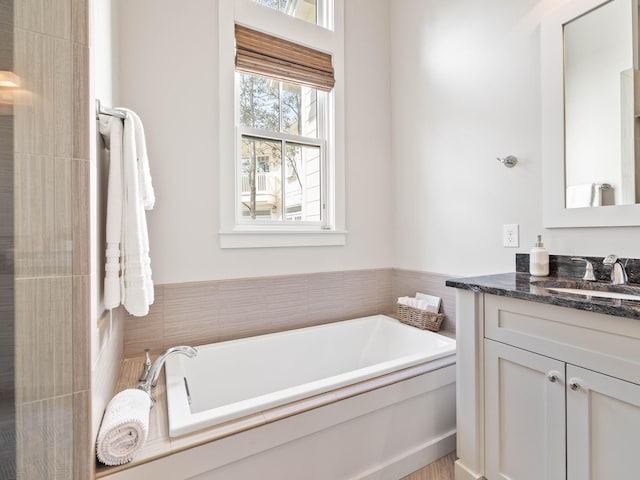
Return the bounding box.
[0,0,15,476]
[13,0,92,477]
[122,268,456,358]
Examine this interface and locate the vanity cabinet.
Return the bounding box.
[484,340,565,480]
[484,340,640,480]
[454,289,640,480]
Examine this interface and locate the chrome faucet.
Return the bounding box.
[603,255,628,285]
[571,257,596,281]
[139,346,198,403]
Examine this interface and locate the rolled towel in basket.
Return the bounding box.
[96,388,151,466]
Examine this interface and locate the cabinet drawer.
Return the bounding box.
[484,294,640,385]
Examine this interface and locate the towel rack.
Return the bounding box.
[96,98,126,119]
[597,183,612,191]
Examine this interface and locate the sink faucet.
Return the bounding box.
[571,257,596,281]
[603,255,628,285]
[139,346,198,403]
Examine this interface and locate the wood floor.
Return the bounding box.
[400,452,456,480]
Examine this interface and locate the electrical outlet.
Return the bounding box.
[503,224,519,247]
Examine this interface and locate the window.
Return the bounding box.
[254,0,318,25]
[218,0,345,248]
[238,74,323,224]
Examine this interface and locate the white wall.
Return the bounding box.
[115,0,393,284]
[391,0,640,278]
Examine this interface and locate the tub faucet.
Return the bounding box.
[139,346,198,402]
[603,254,628,285]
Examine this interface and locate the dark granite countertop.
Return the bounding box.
[445,254,640,320]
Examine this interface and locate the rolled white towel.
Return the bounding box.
[96,389,151,466]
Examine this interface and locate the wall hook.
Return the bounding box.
[497,155,518,168]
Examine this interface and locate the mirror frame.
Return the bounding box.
[542,0,640,227]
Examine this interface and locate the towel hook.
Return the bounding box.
[496,155,518,168]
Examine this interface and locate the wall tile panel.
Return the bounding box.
[16,394,73,478]
[73,275,90,392]
[54,37,72,157]
[124,285,164,357]
[14,29,55,156]
[72,158,90,274]
[307,271,346,325]
[72,43,89,160]
[164,281,219,348]
[15,276,72,404]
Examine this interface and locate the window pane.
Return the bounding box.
[254,0,318,25]
[239,74,279,131]
[241,137,282,221]
[284,143,321,222]
[282,82,318,138]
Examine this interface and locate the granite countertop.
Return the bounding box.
[445,270,640,320]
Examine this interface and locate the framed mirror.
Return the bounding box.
[542,0,640,227]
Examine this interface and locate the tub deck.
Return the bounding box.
[96,341,455,478]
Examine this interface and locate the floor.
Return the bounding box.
[401,452,456,480]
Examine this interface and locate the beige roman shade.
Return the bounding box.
[235,24,335,92]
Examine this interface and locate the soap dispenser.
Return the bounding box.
[530,234,549,276]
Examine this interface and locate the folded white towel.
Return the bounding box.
[415,292,442,313]
[115,108,155,210]
[99,115,125,310]
[120,112,153,316]
[566,184,593,208]
[96,389,151,466]
[99,107,155,316]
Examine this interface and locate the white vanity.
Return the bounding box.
[448,273,640,480]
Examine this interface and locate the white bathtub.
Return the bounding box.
[165,314,456,437]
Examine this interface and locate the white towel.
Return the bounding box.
[566,184,594,208]
[99,108,155,316]
[120,110,154,315]
[96,389,151,466]
[99,115,124,310]
[115,108,155,210]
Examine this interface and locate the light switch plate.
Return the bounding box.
[503,224,519,247]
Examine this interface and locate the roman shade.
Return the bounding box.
[235,24,335,92]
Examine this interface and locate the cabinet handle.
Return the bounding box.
[547,370,560,383]
[569,378,582,391]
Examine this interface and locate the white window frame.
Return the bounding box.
[218,0,346,249]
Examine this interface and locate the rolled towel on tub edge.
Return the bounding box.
[96,388,151,466]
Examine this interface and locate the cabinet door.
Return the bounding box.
[567,365,640,480]
[484,340,566,480]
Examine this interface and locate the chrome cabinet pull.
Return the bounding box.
[569,378,582,391]
[547,370,560,383]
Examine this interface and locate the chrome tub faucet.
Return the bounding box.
[139,345,198,404]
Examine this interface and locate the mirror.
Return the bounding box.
[542,0,640,227]
[564,0,638,209]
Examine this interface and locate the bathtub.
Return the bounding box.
[165,314,456,437]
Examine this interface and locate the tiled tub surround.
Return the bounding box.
[446,254,640,319]
[91,268,457,477]
[123,268,457,358]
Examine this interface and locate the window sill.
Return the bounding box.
[219,229,347,249]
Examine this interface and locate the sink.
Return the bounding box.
[530,279,640,302]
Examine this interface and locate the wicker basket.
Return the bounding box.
[395,303,444,332]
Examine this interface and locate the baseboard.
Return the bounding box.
[454,459,485,480]
[358,429,456,480]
